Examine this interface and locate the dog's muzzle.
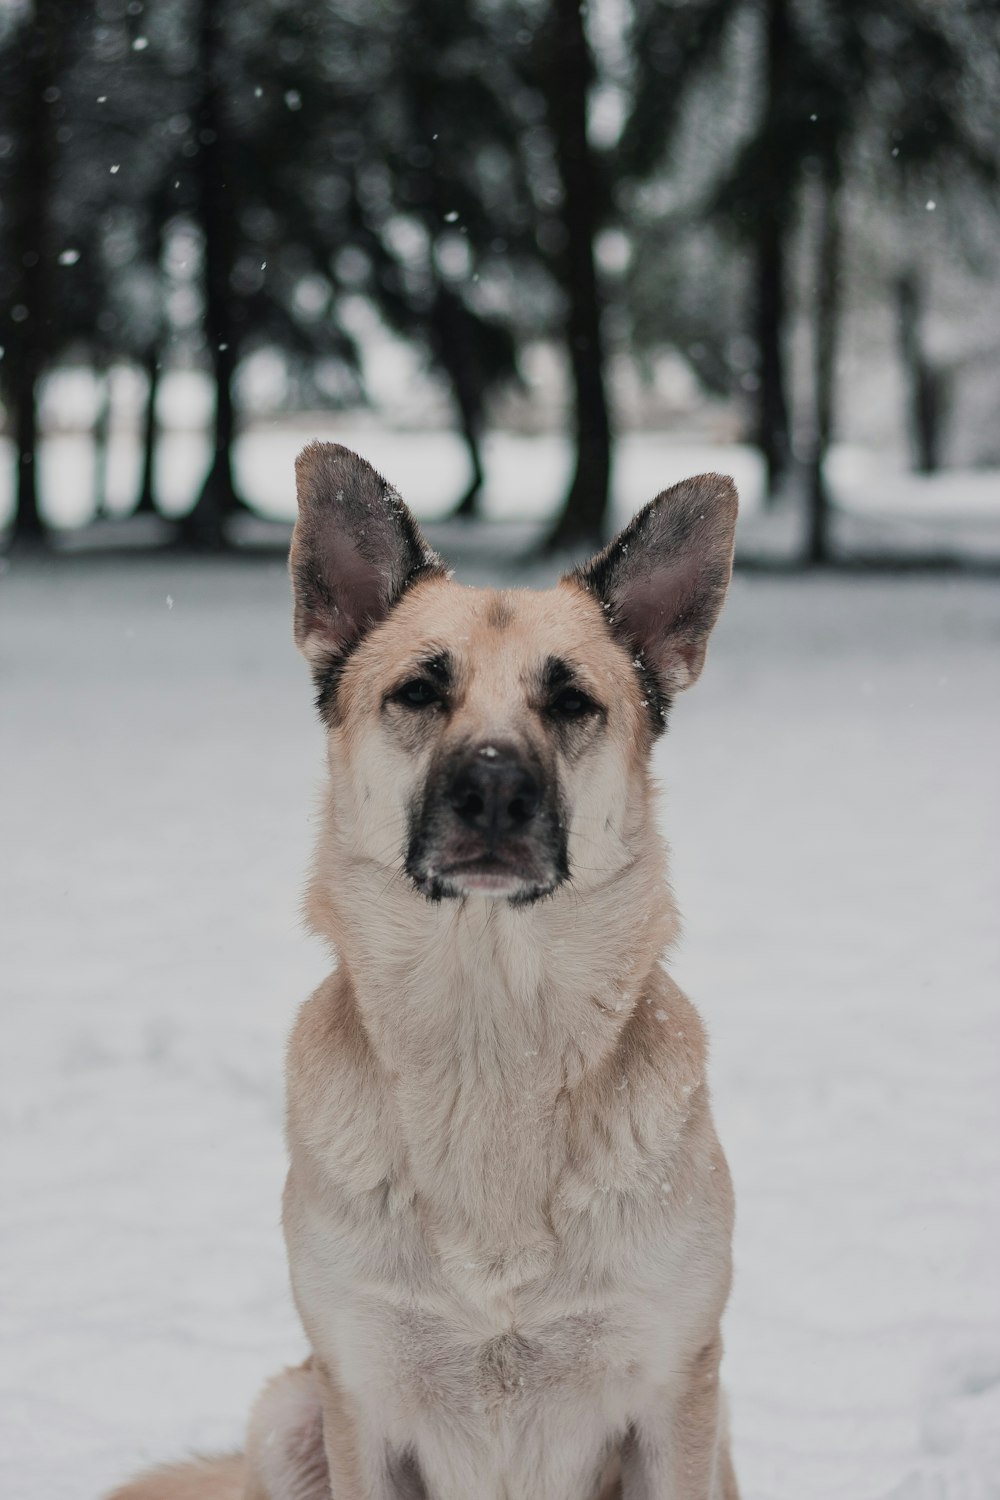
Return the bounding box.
[405,742,568,904]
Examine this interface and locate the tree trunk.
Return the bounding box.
[542,0,612,552]
[13,358,44,546]
[134,352,161,515]
[6,4,62,547]
[92,364,111,518]
[896,270,946,474]
[449,395,485,520]
[754,0,793,500]
[805,165,842,566]
[189,338,239,548]
[754,222,792,497]
[181,0,243,548]
[430,289,487,522]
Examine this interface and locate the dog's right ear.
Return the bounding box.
[290,443,444,685]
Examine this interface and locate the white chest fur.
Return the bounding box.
[283,953,730,1500]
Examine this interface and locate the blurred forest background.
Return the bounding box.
[1,0,999,562]
[4,11,1000,1492]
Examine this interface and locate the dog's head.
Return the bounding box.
[290,443,737,906]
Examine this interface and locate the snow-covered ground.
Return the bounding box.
[2,554,999,1500]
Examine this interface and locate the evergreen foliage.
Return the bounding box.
[0,0,997,556]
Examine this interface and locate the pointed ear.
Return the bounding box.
[571,473,738,703]
[290,441,444,675]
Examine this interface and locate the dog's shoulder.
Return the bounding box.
[287,974,364,1095]
[286,974,403,1190]
[613,969,710,1115]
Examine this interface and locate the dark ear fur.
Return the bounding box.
[571,473,738,712]
[290,442,444,702]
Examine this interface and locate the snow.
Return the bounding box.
[2,422,999,565]
[2,557,999,1500]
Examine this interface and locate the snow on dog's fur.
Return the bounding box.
[109,443,740,1500]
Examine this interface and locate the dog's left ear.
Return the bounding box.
[571,473,738,698]
[290,441,444,671]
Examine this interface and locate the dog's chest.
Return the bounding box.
[345,1280,643,1500]
[288,1161,678,1425]
[386,1299,639,1416]
[285,980,714,1436]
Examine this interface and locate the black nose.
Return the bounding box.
[447,750,540,837]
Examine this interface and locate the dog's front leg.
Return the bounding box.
[620,1339,737,1500]
[245,1359,423,1500]
[316,1360,425,1500]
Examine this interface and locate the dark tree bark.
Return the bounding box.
[450,395,485,520]
[754,222,792,497]
[542,0,612,552]
[132,179,171,518]
[425,286,489,521]
[11,318,45,545]
[92,363,111,518]
[805,165,843,566]
[134,352,161,515]
[181,0,243,548]
[6,3,62,547]
[753,0,793,499]
[896,271,947,474]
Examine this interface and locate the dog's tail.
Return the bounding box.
[105,1361,326,1500]
[105,1453,247,1500]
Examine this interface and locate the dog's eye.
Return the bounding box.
[392,678,441,710]
[548,688,595,720]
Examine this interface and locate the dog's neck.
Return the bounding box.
[305,795,678,1264]
[308,802,676,1079]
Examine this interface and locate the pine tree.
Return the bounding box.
[0,0,80,546]
[623,0,999,557]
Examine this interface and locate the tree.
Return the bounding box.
[534,0,613,549]
[179,0,252,545]
[142,0,361,545]
[345,0,620,546]
[306,0,535,518]
[0,0,78,546]
[624,0,808,500]
[130,187,174,518]
[796,0,999,559]
[624,0,1000,558]
[425,287,520,518]
[873,2,999,477]
[894,269,948,475]
[2,0,186,539]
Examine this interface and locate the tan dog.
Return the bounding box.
[109,443,740,1500]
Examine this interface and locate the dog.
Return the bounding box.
[108,442,740,1500]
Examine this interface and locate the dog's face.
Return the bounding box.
[310,579,647,904]
[290,444,737,905]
